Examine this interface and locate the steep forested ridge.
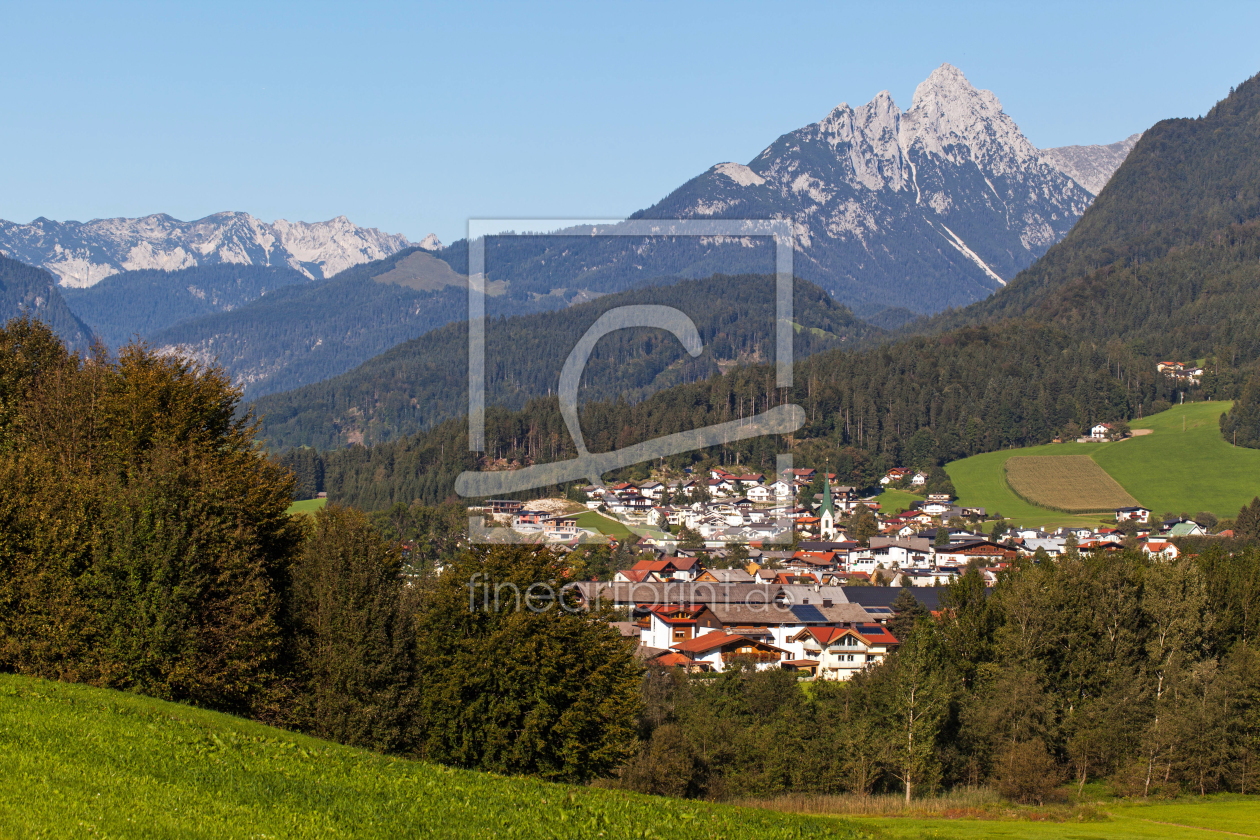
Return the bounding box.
[253,276,881,450]
[0,255,94,352]
[62,263,311,348]
[930,71,1260,357]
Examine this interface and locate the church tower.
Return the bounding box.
[819,474,836,540]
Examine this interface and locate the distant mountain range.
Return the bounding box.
[145,248,567,399]
[308,70,1260,510]
[432,64,1135,318]
[0,212,436,288]
[61,264,312,348]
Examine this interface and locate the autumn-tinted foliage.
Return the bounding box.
[0,317,302,716]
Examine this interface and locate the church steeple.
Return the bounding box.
[819,473,835,540]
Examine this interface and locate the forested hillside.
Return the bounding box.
[253,276,881,450]
[148,248,564,399]
[62,263,311,348]
[0,255,93,352]
[309,323,1182,509]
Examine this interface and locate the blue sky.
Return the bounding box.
[1,0,1257,245]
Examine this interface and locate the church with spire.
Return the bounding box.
[819,475,837,540]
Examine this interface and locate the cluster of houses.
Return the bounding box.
[477,462,1233,680]
[566,500,1219,678]
[574,578,917,680]
[490,466,1215,583]
[1157,361,1205,385]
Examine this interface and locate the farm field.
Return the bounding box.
[946,442,1121,530]
[285,497,327,515]
[0,673,859,840]
[1004,455,1139,513]
[948,402,1260,528]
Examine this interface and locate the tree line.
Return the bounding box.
[306,320,1196,510]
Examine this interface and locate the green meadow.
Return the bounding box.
[859,797,1260,838]
[572,509,633,539]
[947,402,1260,529]
[0,674,857,840]
[3,673,1258,839]
[871,487,924,515]
[285,497,328,515]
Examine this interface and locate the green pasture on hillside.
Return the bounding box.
[3,674,1257,839]
[285,497,328,516]
[947,402,1260,529]
[871,487,923,515]
[0,674,856,840]
[571,510,633,539]
[1094,401,1260,518]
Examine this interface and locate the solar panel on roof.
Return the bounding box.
[790,604,828,623]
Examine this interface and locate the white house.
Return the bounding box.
[669,632,788,672]
[1090,423,1112,440]
[786,625,900,680]
[910,472,928,487]
[1143,540,1181,559]
[769,479,795,500]
[1115,506,1152,524]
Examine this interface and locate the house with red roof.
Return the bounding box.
[784,624,900,680]
[1143,540,1181,560]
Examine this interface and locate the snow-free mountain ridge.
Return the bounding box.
[0,212,433,288]
[1041,133,1143,195]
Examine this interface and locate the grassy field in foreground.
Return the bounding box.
[0,674,857,840]
[285,497,328,515]
[947,402,1260,529]
[860,796,1260,839]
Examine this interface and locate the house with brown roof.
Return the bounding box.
[639,604,723,649]
[669,632,788,672]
